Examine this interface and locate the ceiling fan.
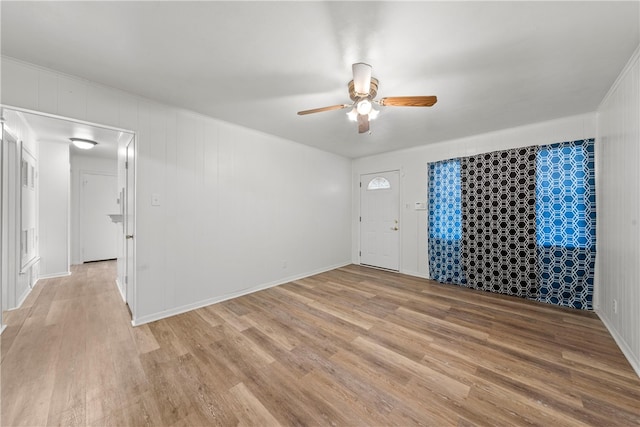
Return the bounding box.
[297,63,437,134]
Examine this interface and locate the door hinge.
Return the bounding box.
[359,251,361,257]
[359,216,361,222]
[125,275,128,284]
[125,161,129,169]
[359,182,362,188]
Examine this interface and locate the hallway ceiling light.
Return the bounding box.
[70,137,98,150]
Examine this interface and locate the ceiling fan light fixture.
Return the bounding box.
[347,108,358,122]
[368,108,379,120]
[356,99,372,115]
[70,137,98,150]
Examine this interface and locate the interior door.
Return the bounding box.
[360,171,400,271]
[81,172,119,262]
[124,137,136,313]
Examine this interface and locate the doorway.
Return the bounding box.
[360,170,400,271]
[0,107,136,329]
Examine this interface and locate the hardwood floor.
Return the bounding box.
[2,261,639,426]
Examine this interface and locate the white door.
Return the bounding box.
[360,171,400,271]
[81,172,118,262]
[124,137,136,312]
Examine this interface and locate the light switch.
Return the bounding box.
[415,202,427,210]
[151,193,161,206]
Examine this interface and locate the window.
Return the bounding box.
[367,176,391,190]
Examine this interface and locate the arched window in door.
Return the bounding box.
[367,176,391,190]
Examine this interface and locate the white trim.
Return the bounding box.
[598,44,640,110]
[12,284,32,311]
[0,324,6,335]
[115,278,126,303]
[596,308,640,379]
[20,255,40,274]
[132,262,351,326]
[37,271,71,280]
[401,269,429,280]
[0,103,136,136]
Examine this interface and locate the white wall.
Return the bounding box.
[38,140,70,278]
[596,46,640,377]
[1,56,352,324]
[134,104,351,324]
[352,113,596,277]
[70,154,117,265]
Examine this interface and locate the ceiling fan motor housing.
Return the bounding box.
[349,77,379,101]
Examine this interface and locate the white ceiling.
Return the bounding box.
[2,1,639,158]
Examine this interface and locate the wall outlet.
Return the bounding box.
[613,299,618,314]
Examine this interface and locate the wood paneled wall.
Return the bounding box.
[1,56,353,325]
[596,45,640,376]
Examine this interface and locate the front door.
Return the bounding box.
[360,171,400,271]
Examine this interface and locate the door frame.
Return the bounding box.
[0,105,137,323]
[359,169,402,271]
[122,135,136,322]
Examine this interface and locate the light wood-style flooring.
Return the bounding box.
[2,261,639,426]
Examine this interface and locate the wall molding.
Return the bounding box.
[596,309,640,378]
[12,285,32,312]
[37,271,71,280]
[599,43,640,110]
[401,269,429,280]
[132,262,351,326]
[115,278,126,303]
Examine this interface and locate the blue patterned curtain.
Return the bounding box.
[427,160,466,284]
[427,139,596,310]
[536,139,596,309]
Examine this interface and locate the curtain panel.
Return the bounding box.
[460,146,539,298]
[427,160,465,284]
[427,139,595,309]
[535,139,596,309]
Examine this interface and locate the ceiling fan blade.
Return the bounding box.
[357,114,370,134]
[352,63,372,95]
[297,104,349,115]
[379,96,437,107]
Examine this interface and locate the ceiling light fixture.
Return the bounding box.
[70,137,98,150]
[356,99,372,115]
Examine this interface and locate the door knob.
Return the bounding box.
[126,235,134,239]
[391,226,398,231]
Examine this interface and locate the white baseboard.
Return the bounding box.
[401,269,430,279]
[115,279,126,303]
[596,308,640,378]
[38,271,71,280]
[132,261,351,326]
[15,285,32,310]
